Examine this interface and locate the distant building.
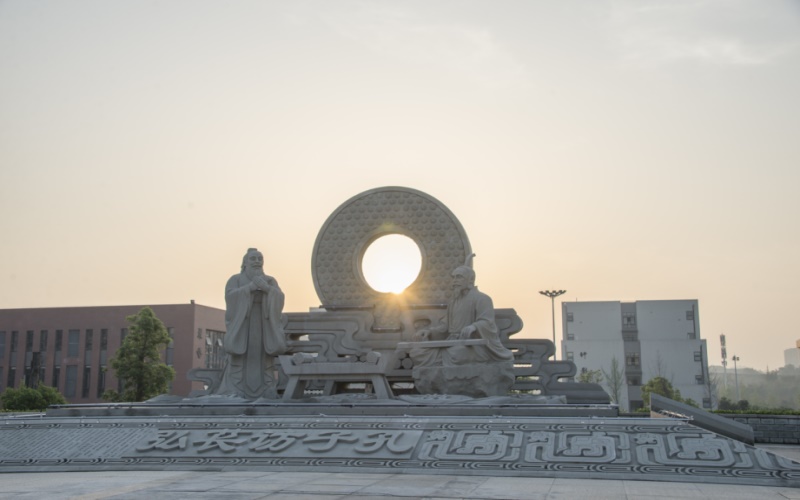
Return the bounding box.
[0,303,225,403]
[561,300,710,411]
[785,342,800,367]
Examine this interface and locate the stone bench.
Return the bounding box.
[278,351,393,400]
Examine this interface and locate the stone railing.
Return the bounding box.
[719,414,800,444]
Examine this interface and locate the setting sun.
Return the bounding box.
[362,234,422,294]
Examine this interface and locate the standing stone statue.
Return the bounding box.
[216,248,288,399]
[409,257,515,397]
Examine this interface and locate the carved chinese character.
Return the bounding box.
[194,430,250,453]
[249,431,308,452]
[303,431,358,452]
[355,431,414,454]
[137,431,189,452]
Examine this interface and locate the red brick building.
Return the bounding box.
[0,303,225,403]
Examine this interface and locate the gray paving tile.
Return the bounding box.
[692,482,796,499]
[358,474,466,497]
[778,489,800,499]
[310,476,387,486]
[548,477,626,498]
[149,479,249,492]
[0,471,196,499]
[108,493,267,500]
[623,479,704,498]
[1,470,799,499]
[261,495,345,500]
[275,481,373,494]
[470,476,554,499]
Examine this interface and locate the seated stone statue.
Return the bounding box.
[409,261,515,397]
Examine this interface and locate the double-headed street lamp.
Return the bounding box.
[539,290,566,359]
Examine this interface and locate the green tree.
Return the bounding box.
[105,306,175,402]
[641,376,682,408]
[577,369,603,384]
[602,356,626,410]
[1,385,67,411]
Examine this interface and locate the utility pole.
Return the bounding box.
[539,290,566,359]
[733,355,741,401]
[720,334,728,391]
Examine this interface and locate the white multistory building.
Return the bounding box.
[561,300,710,411]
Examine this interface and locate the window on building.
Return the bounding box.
[84,333,93,366]
[702,398,711,409]
[97,368,106,398]
[55,330,63,353]
[566,351,574,361]
[39,330,48,352]
[695,375,705,384]
[10,331,18,353]
[120,328,128,344]
[25,331,34,352]
[7,367,15,388]
[0,331,5,359]
[693,351,702,362]
[82,366,91,398]
[686,310,694,320]
[625,353,640,367]
[100,329,108,366]
[52,366,60,389]
[65,365,78,398]
[566,333,575,341]
[566,312,574,322]
[622,313,636,327]
[85,329,93,352]
[67,330,80,357]
[687,332,696,339]
[627,377,640,386]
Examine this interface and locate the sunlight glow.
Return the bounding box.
[362,234,422,294]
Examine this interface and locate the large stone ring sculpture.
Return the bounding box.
[312,186,472,307]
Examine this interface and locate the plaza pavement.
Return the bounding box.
[0,444,798,500]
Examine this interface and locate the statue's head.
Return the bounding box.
[241,248,264,273]
[451,265,475,294]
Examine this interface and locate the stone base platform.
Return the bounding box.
[1,402,799,488]
[43,394,616,418]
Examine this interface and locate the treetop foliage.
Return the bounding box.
[106,306,174,402]
[1,385,67,412]
[640,376,683,408]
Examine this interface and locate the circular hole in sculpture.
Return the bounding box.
[362,234,422,294]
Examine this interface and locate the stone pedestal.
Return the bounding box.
[413,361,515,398]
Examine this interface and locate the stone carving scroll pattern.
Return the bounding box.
[3,417,799,487]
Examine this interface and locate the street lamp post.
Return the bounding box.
[733,355,741,401]
[539,290,566,359]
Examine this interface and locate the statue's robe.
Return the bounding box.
[216,272,287,398]
[411,286,514,367]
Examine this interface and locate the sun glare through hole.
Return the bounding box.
[362,234,422,294]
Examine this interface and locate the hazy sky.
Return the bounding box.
[2,1,799,371]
